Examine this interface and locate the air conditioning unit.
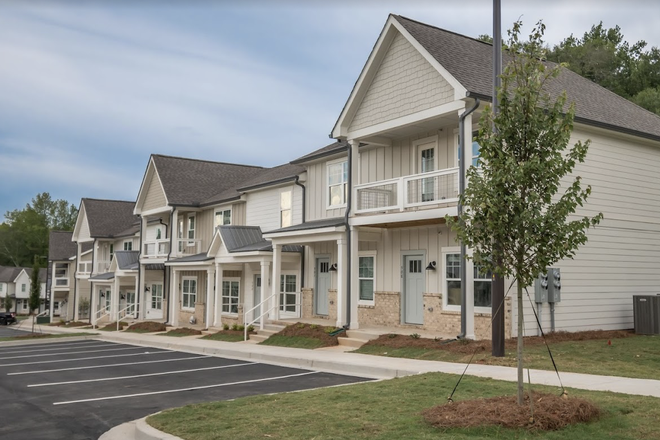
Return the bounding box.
[633,295,660,335]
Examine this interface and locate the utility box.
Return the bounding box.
[547,268,561,303]
[633,295,660,335]
[36,316,51,325]
[534,271,548,303]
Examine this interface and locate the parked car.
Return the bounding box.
[0,312,17,325]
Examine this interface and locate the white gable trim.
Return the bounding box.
[332,15,467,139]
[72,202,90,243]
[134,157,170,215]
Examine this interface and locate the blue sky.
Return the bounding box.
[1,0,657,217]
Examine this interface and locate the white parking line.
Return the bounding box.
[0,339,102,350]
[8,355,212,375]
[1,346,144,360]
[53,371,319,405]
[1,350,171,367]
[29,362,257,387]
[0,342,116,356]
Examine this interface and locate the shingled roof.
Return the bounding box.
[152,155,264,207]
[48,231,77,261]
[393,15,660,141]
[82,199,138,239]
[291,141,348,164]
[237,163,306,191]
[0,266,23,283]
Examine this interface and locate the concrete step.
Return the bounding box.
[248,334,269,343]
[345,330,380,341]
[262,323,286,332]
[337,337,367,348]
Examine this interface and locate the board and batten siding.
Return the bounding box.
[512,127,660,336]
[306,159,347,221]
[245,184,302,233]
[349,31,455,133]
[142,173,167,212]
[358,128,457,185]
[231,203,246,226]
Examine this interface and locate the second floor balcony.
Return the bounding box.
[143,239,170,258]
[175,238,203,257]
[355,167,459,214]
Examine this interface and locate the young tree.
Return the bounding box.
[2,294,13,313]
[29,258,42,333]
[449,21,603,405]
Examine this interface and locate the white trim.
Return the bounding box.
[350,206,457,226]
[220,277,241,316]
[264,226,346,241]
[326,157,348,210]
[357,251,376,306]
[181,276,197,311]
[134,158,170,215]
[140,206,173,217]
[441,246,461,312]
[214,208,232,228]
[279,270,300,317]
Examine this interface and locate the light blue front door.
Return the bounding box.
[404,255,424,324]
[253,275,262,323]
[315,258,331,316]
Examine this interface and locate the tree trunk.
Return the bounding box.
[517,281,524,405]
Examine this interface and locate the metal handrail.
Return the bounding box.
[92,305,110,329]
[243,292,278,341]
[116,303,139,331]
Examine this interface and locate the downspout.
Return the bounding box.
[165,209,175,323]
[294,175,306,287]
[137,215,143,319]
[344,143,352,328]
[458,97,480,339]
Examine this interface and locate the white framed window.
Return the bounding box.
[0,283,4,292]
[457,131,482,168]
[473,261,493,308]
[358,252,376,305]
[105,290,111,311]
[327,159,348,208]
[123,240,132,251]
[21,283,26,293]
[214,209,231,228]
[442,247,492,312]
[109,244,114,261]
[279,272,298,313]
[280,190,292,228]
[182,277,197,310]
[151,283,163,310]
[22,299,27,310]
[221,278,240,314]
[187,215,196,240]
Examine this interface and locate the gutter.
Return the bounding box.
[458,97,480,339]
[294,175,306,288]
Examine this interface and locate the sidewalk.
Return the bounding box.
[32,325,660,440]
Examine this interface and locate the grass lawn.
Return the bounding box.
[202,332,247,342]
[354,335,660,380]
[148,372,660,440]
[259,335,326,349]
[159,328,202,337]
[0,332,96,342]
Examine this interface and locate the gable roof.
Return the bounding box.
[151,155,264,207]
[291,141,348,164]
[391,15,660,142]
[81,199,138,239]
[237,163,306,191]
[48,231,77,261]
[0,266,23,283]
[114,251,140,271]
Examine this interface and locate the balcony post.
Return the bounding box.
[205,266,215,329]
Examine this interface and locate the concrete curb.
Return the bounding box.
[135,417,184,440]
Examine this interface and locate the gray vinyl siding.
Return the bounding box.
[231,203,246,226]
[245,184,302,233]
[349,31,454,133]
[513,127,660,336]
[306,160,347,221]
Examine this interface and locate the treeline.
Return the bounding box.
[0,193,78,267]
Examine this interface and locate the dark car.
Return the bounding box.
[0,312,16,325]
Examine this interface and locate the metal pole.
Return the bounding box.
[491,0,506,357]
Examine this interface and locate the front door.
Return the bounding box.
[146,283,163,319]
[125,291,136,316]
[404,255,424,324]
[315,258,331,316]
[253,275,262,323]
[279,274,299,318]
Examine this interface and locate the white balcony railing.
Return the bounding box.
[54,278,69,287]
[355,167,459,214]
[78,262,92,275]
[175,239,202,257]
[96,260,112,274]
[143,239,170,258]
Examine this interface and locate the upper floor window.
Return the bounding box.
[0,283,4,292]
[187,215,196,240]
[123,240,132,251]
[214,209,231,228]
[21,283,26,292]
[280,190,292,228]
[358,253,376,304]
[109,244,114,261]
[457,131,482,168]
[327,160,348,208]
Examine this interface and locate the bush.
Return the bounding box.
[223,324,229,331]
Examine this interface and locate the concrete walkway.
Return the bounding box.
[23,324,660,440]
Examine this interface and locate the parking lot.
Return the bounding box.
[0,338,370,439]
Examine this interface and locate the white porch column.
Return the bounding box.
[336,236,347,327]
[205,266,215,329]
[271,243,282,321]
[259,260,270,330]
[461,112,476,339]
[134,273,140,318]
[349,226,360,329]
[89,283,97,325]
[112,277,120,321]
[170,268,179,326]
[214,263,223,327]
[138,265,146,320]
[49,263,55,320]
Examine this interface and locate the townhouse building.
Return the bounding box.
[0,265,47,315]
[47,231,78,319]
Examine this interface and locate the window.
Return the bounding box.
[214,209,231,228]
[457,131,482,168]
[105,290,111,311]
[280,190,292,228]
[444,252,492,309]
[187,215,196,240]
[55,263,67,278]
[280,274,297,313]
[182,277,197,309]
[21,283,26,293]
[222,279,240,314]
[123,240,132,251]
[156,227,162,240]
[109,244,114,261]
[22,299,27,310]
[327,160,348,208]
[0,284,3,292]
[151,284,163,310]
[358,254,375,303]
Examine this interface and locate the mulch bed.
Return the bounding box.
[99,321,128,331]
[276,322,344,347]
[12,333,53,339]
[164,327,202,336]
[363,329,635,355]
[48,321,89,327]
[125,321,167,333]
[422,392,600,431]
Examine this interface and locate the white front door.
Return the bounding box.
[253,275,262,323]
[146,283,163,319]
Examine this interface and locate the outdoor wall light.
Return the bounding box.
[329,263,338,272]
[100,291,105,298]
[426,261,437,271]
[144,285,150,292]
[120,294,126,300]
